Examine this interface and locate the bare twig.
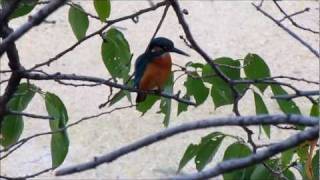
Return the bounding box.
[267,75,319,85]
[279,8,311,22]
[273,0,318,34]
[252,3,319,58]
[0,167,55,180]
[272,90,320,100]
[7,110,54,120]
[145,1,170,52]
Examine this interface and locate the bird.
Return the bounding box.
[134,37,189,103]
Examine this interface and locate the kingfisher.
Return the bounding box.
[134,37,189,103]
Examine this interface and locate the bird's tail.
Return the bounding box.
[136,93,147,103]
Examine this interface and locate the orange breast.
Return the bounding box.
[139,53,172,91]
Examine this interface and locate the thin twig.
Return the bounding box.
[252,3,319,58]
[272,90,320,100]
[273,0,318,34]
[7,110,54,120]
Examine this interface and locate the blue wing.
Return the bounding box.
[134,51,164,88]
[134,54,147,88]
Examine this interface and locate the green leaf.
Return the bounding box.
[310,103,319,117]
[253,91,270,138]
[45,92,69,168]
[158,74,173,127]
[297,143,308,162]
[108,90,127,107]
[94,0,111,22]
[68,4,89,41]
[177,94,190,116]
[202,64,216,83]
[184,73,209,106]
[223,143,254,180]
[0,83,36,147]
[101,28,132,80]
[51,131,69,168]
[244,53,270,92]
[271,85,301,115]
[136,95,160,114]
[210,78,234,109]
[1,0,38,19]
[107,80,133,107]
[188,62,204,69]
[202,57,240,83]
[45,93,68,127]
[283,169,296,180]
[203,58,243,109]
[195,132,225,171]
[0,115,23,148]
[281,148,294,167]
[214,57,240,79]
[250,164,274,180]
[178,144,198,172]
[312,149,319,179]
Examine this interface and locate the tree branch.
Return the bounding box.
[21,71,196,106]
[272,90,320,100]
[0,26,23,124]
[55,114,319,176]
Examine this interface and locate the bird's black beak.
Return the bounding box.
[171,47,190,57]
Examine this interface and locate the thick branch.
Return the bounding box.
[172,126,319,180]
[0,0,23,26]
[55,114,319,176]
[0,26,23,122]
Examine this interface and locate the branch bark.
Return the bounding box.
[55,114,319,176]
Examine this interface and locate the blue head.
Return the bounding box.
[147,37,189,56]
